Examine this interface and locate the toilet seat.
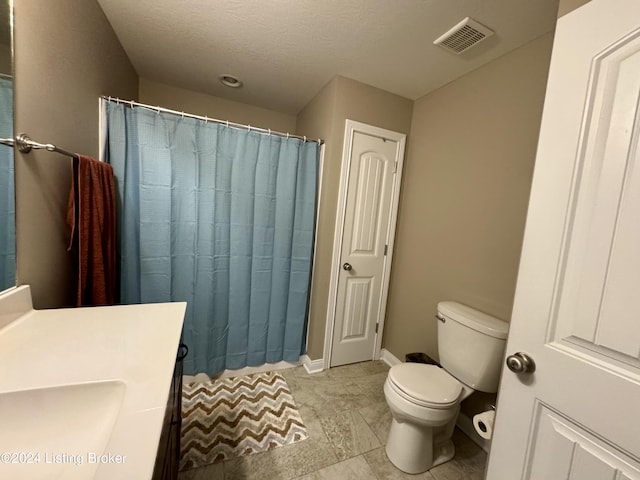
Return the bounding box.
[387,364,462,409]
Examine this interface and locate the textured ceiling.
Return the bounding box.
[97,0,559,114]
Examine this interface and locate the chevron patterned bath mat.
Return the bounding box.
[180,371,308,470]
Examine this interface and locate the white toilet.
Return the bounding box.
[383,301,509,474]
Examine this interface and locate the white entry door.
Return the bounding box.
[329,121,405,367]
[486,1,640,478]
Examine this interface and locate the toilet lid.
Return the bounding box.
[388,364,462,408]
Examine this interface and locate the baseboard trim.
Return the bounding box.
[380,348,402,367]
[456,412,491,453]
[302,355,325,374]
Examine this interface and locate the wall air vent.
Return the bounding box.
[433,17,494,54]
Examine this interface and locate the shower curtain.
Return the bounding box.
[103,101,319,375]
[0,77,15,290]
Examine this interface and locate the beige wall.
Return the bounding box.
[297,76,413,360]
[0,0,9,75]
[0,44,10,76]
[295,79,338,360]
[14,0,138,308]
[139,78,296,133]
[383,33,555,362]
[558,0,591,17]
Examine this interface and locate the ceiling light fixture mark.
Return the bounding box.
[219,74,243,88]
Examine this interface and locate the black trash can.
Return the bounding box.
[405,352,440,366]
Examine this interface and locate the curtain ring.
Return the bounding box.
[156,106,161,114]
[286,133,290,139]
[304,136,307,142]
[226,120,229,128]
[268,129,271,136]
[248,125,252,132]
[205,116,208,124]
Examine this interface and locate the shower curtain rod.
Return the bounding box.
[101,96,324,145]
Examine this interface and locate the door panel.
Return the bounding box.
[486,1,640,478]
[350,153,385,254]
[527,404,640,480]
[554,30,640,364]
[341,277,372,340]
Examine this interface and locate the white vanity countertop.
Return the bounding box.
[0,286,186,480]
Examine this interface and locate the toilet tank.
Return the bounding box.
[437,301,509,393]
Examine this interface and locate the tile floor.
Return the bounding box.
[178,361,487,480]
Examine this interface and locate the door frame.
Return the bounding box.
[322,120,406,370]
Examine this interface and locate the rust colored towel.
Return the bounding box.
[67,155,117,306]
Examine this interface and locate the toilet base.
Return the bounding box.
[385,418,456,474]
[431,439,455,469]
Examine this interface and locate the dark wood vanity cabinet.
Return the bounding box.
[152,343,188,480]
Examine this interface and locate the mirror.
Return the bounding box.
[0,0,13,292]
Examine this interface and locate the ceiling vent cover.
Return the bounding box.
[434,17,494,54]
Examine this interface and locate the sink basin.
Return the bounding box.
[0,380,125,479]
[0,287,187,479]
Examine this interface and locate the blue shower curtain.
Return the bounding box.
[104,102,319,375]
[0,77,15,291]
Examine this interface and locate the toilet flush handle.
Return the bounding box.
[435,314,445,323]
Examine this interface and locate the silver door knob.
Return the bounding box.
[506,352,536,374]
[343,262,352,271]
